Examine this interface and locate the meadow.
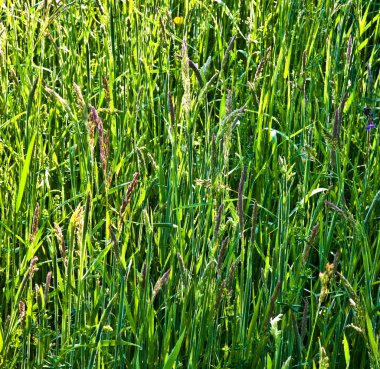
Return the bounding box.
[0,0,379,368]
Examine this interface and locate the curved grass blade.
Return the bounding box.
[162,329,186,369]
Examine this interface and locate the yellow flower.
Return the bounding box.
[173,16,184,25]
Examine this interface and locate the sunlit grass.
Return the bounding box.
[0,0,379,368]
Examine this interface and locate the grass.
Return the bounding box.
[0,0,379,368]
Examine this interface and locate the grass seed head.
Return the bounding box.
[302,50,307,74]
[217,279,226,306]
[72,205,84,243]
[19,300,26,328]
[89,105,108,176]
[35,283,42,310]
[226,89,233,115]
[153,268,171,300]
[73,82,86,109]
[268,281,282,320]
[250,46,271,94]
[217,236,229,273]
[168,90,175,125]
[211,133,217,182]
[214,203,224,240]
[181,37,191,119]
[302,224,319,267]
[29,256,39,279]
[319,347,329,369]
[227,261,237,292]
[188,58,204,87]
[54,223,67,266]
[87,117,95,159]
[120,172,140,220]
[346,34,353,64]
[140,261,147,290]
[238,166,247,234]
[102,76,110,101]
[366,63,373,97]
[44,271,52,304]
[109,225,120,260]
[220,34,237,74]
[325,200,344,216]
[30,202,40,242]
[319,263,334,303]
[176,252,185,273]
[45,86,72,116]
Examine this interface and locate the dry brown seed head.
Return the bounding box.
[19,300,26,327]
[102,76,110,101]
[168,90,175,125]
[214,203,224,239]
[217,279,226,306]
[227,261,237,291]
[346,34,353,63]
[153,268,171,300]
[29,256,39,279]
[44,271,52,303]
[217,237,229,272]
[54,222,67,265]
[120,172,140,219]
[30,202,40,242]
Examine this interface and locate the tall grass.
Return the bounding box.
[0,0,379,368]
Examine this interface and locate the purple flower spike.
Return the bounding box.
[366,123,377,131]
